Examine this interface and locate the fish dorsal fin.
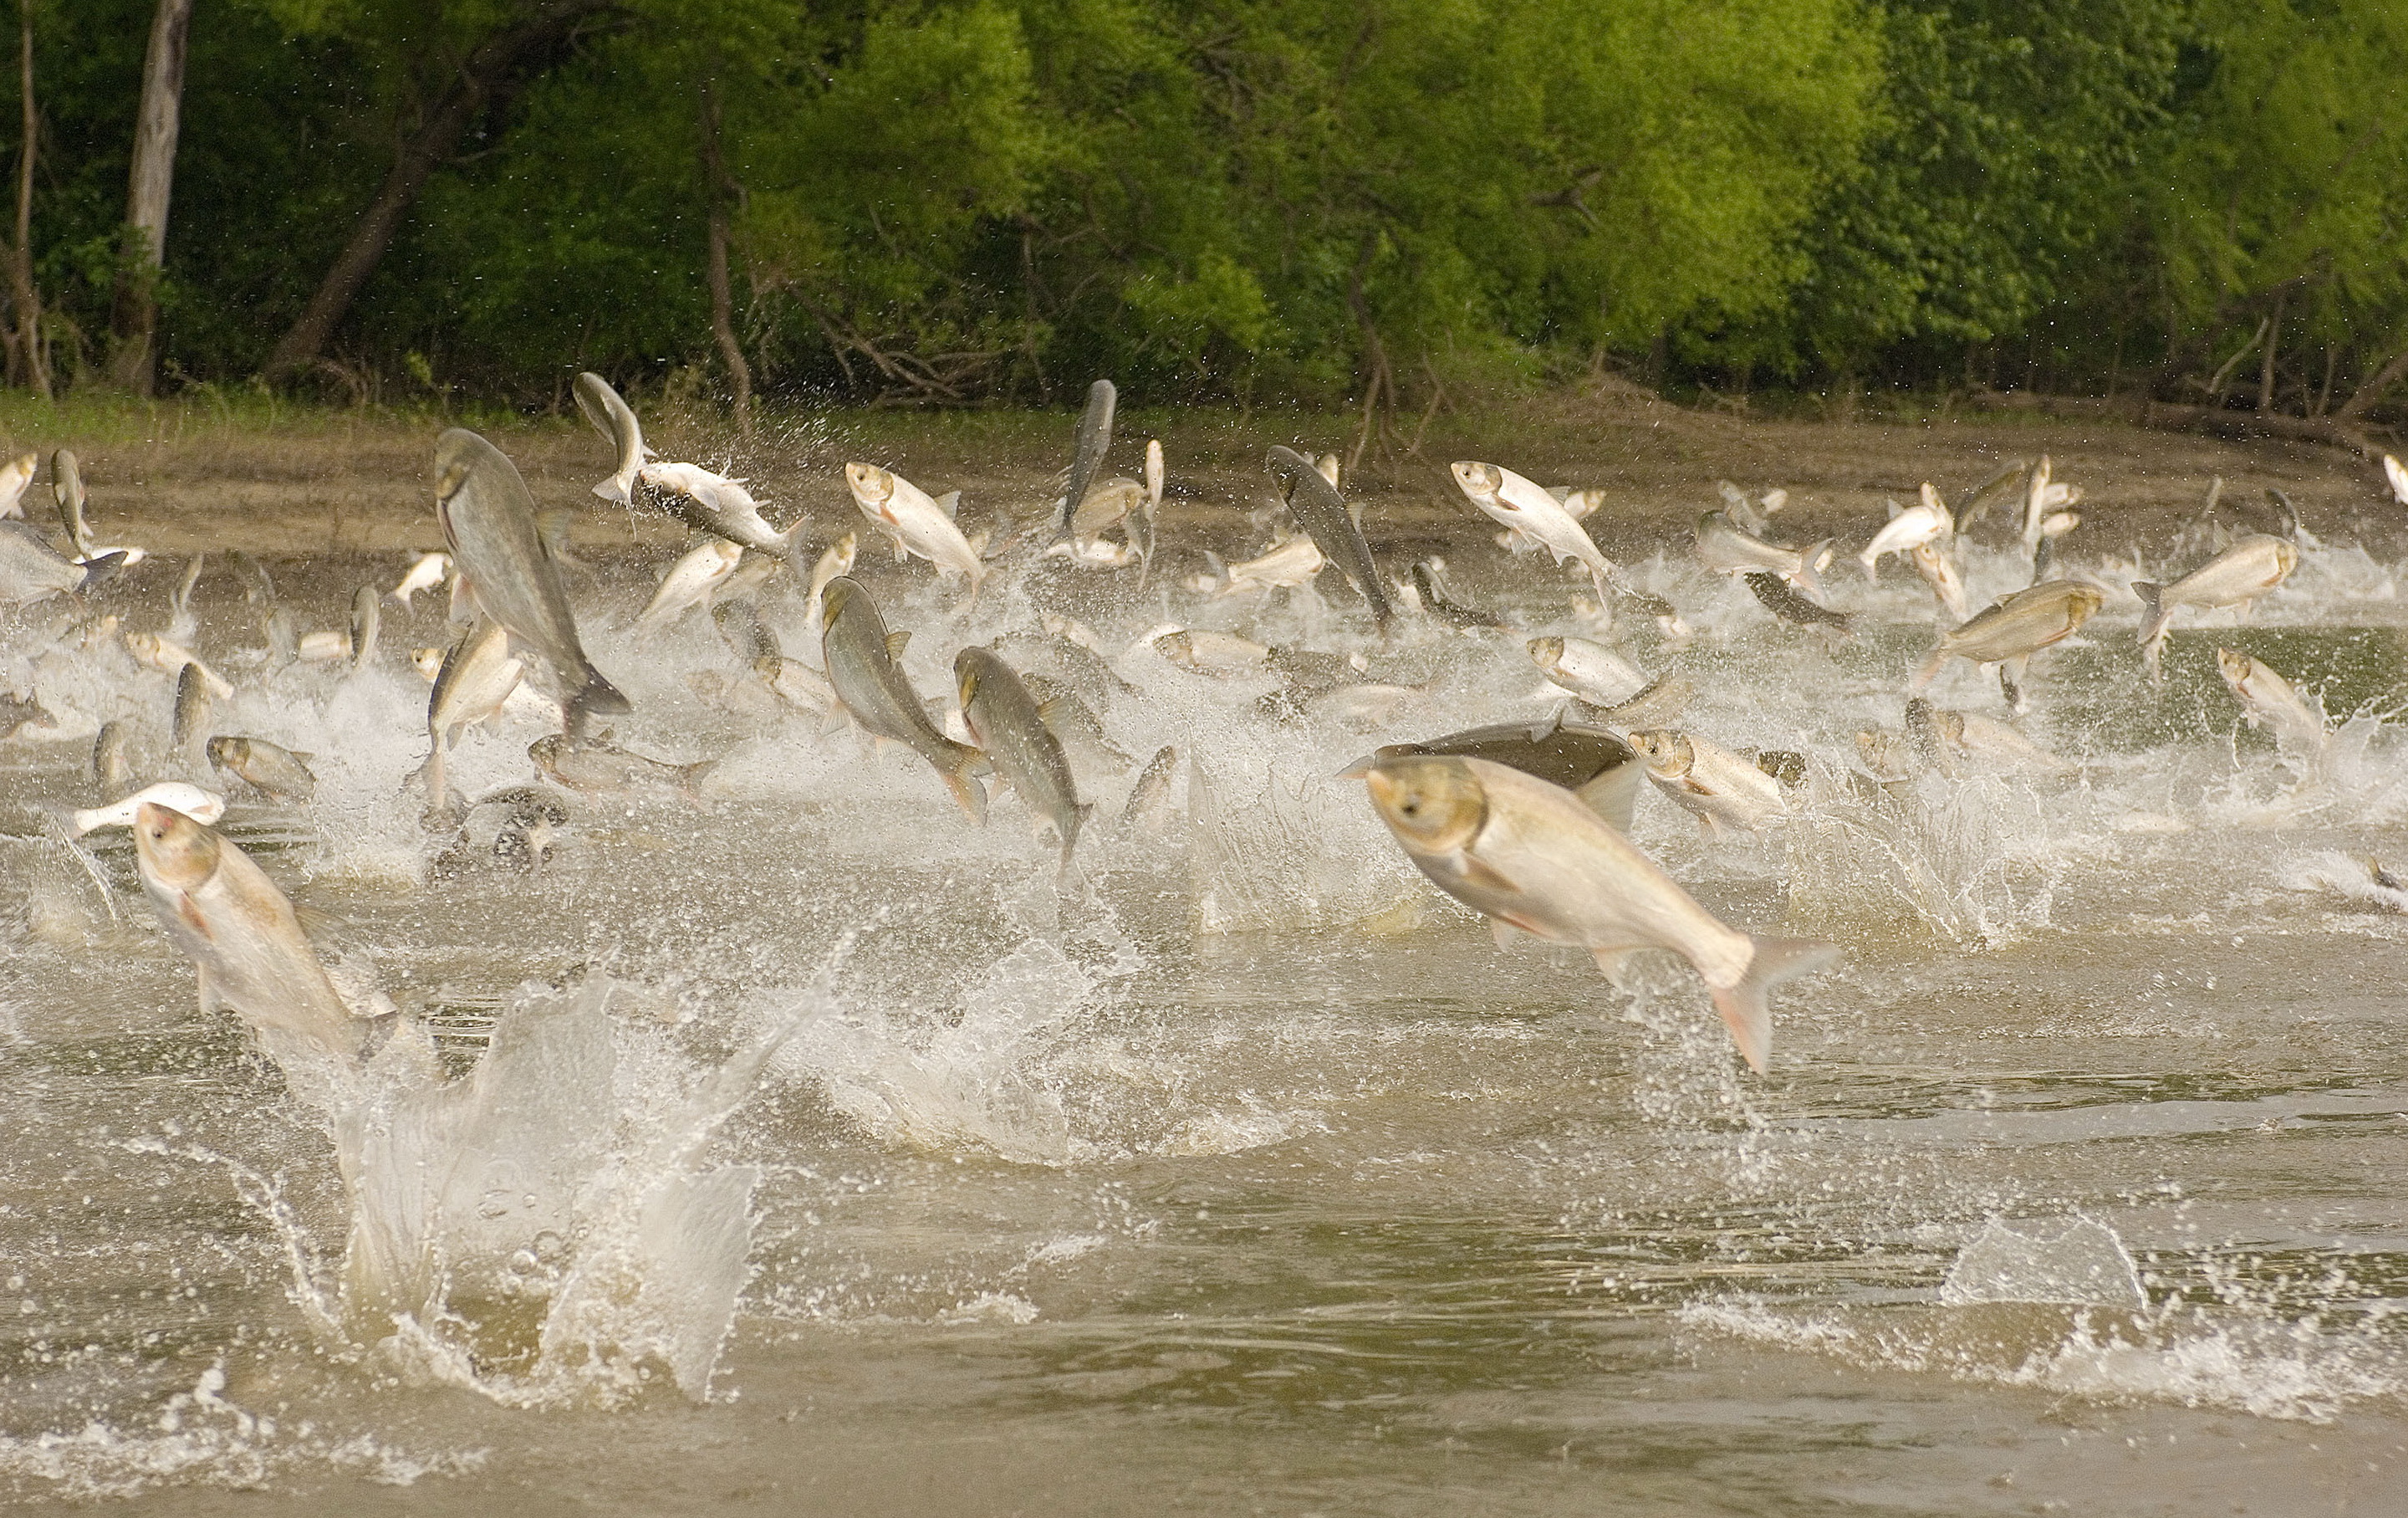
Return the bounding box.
[886,631,911,659]
[1034,696,1065,725]
[933,490,961,519]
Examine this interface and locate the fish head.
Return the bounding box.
[411,647,445,681]
[2041,510,2080,538]
[830,532,858,571]
[203,736,242,771]
[819,576,862,626]
[1451,462,1505,504]
[2215,647,2253,687]
[1155,631,1196,669]
[707,539,745,570]
[1910,542,1944,571]
[843,463,892,509]
[954,647,995,708]
[2063,583,2105,624]
[1525,636,1565,671]
[133,802,222,892]
[1855,729,1905,777]
[2271,538,2300,578]
[1626,728,1693,776]
[1363,756,1487,856]
[527,734,566,774]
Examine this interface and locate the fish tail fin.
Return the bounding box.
[775,521,814,573]
[593,476,632,506]
[2133,581,2168,647]
[1911,642,1949,692]
[944,750,989,824]
[76,553,129,595]
[1203,549,1228,593]
[1793,541,1834,603]
[566,672,633,735]
[1709,937,1842,1074]
[680,756,723,796]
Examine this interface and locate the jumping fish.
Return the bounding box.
[1910,541,1972,621]
[1859,485,1952,576]
[714,599,780,667]
[1952,460,2028,534]
[1573,672,1696,731]
[957,647,1089,868]
[1450,460,1616,599]
[636,461,806,562]
[0,688,53,739]
[1626,729,1788,836]
[130,802,365,1065]
[636,538,744,633]
[1696,511,1831,600]
[1120,745,1179,832]
[756,654,835,715]
[1070,477,1145,544]
[2135,534,2297,662]
[1020,674,1132,769]
[1913,580,2103,708]
[2385,454,2408,507]
[296,630,349,662]
[2021,456,2080,552]
[419,621,526,820]
[1130,438,1164,585]
[1361,754,1839,1072]
[1050,379,1117,546]
[171,662,211,757]
[1411,558,1508,630]
[1268,446,1392,631]
[2216,647,2329,765]
[573,371,653,505]
[529,733,716,796]
[819,576,988,820]
[90,721,132,800]
[0,522,120,605]
[435,427,629,729]
[351,585,382,674]
[74,780,222,836]
[128,633,234,699]
[0,452,33,518]
[1202,534,1324,597]
[1744,572,1854,631]
[1528,635,1648,706]
[52,449,88,554]
[1348,712,1643,832]
[1154,627,1270,675]
[388,552,449,609]
[844,463,984,604]
[207,736,318,803]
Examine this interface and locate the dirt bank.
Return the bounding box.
[5,387,2400,567]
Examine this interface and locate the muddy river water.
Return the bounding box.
[1,458,2405,1515]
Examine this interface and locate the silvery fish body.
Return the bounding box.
[1051,379,1117,543]
[637,538,743,631]
[819,577,987,820]
[844,463,983,601]
[1859,486,1951,575]
[2216,647,2329,764]
[207,736,317,802]
[132,804,364,1066]
[1208,534,1324,595]
[435,427,628,728]
[0,521,105,604]
[1361,754,1837,1072]
[1451,460,1615,598]
[1268,446,1391,629]
[1696,510,1829,600]
[2135,534,2297,649]
[1349,712,1642,832]
[957,647,1088,867]
[74,780,222,835]
[637,461,801,560]
[1626,728,1787,836]
[1527,635,1646,706]
[574,371,652,504]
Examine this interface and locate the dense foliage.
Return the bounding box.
[8,0,2407,420]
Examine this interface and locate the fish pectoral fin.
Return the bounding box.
[886,631,911,659]
[1489,917,1526,950]
[1591,947,1641,985]
[195,966,220,1016]
[1455,854,1518,893]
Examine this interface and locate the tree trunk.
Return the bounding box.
[2256,288,2284,413]
[108,0,195,396]
[262,0,610,380]
[697,74,750,433]
[8,0,46,396]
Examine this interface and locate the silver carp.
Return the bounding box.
[819,576,988,820]
[573,371,653,505]
[434,427,629,730]
[1051,378,1117,544]
[1362,754,1837,1072]
[1268,445,1392,631]
[957,647,1089,868]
